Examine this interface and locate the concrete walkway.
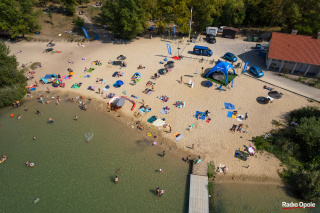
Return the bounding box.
[189,174,209,213]
[189,162,209,213]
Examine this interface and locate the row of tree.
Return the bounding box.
[101,0,320,39]
[0,0,319,39]
[0,41,27,107]
[253,106,320,201]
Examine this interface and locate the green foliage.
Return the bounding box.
[207,161,217,178]
[61,0,78,16]
[154,0,174,33]
[289,106,320,124]
[101,0,145,39]
[73,17,84,27]
[271,119,283,127]
[282,167,320,202]
[253,106,320,201]
[0,41,27,107]
[0,0,42,38]
[174,0,191,35]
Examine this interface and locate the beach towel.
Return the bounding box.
[44,74,52,79]
[147,90,152,95]
[72,84,79,89]
[237,115,243,122]
[160,107,170,114]
[30,88,36,91]
[108,93,115,98]
[87,68,95,73]
[194,111,206,120]
[227,111,233,118]
[224,103,235,110]
[152,119,166,127]
[232,114,237,119]
[112,72,118,77]
[147,116,157,124]
[160,61,164,64]
[173,133,182,141]
[206,118,211,123]
[82,75,90,78]
[103,88,109,92]
[131,95,139,99]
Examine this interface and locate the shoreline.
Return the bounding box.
[9,38,319,186]
[27,88,284,184]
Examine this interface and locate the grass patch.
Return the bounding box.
[202,74,238,86]
[30,62,41,70]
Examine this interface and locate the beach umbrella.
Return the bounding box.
[268,91,283,99]
[46,43,55,47]
[167,61,174,64]
[114,98,126,107]
[134,72,141,77]
[116,80,124,86]
[54,79,62,84]
[164,63,175,69]
[117,55,126,60]
[150,26,155,30]
[69,72,74,75]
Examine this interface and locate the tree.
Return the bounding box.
[154,0,174,33]
[219,0,245,27]
[61,0,78,16]
[0,0,41,38]
[193,0,225,32]
[101,0,146,39]
[0,41,27,107]
[174,0,191,34]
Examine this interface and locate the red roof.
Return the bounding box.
[269,32,320,66]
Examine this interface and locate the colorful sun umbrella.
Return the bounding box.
[53,79,62,84]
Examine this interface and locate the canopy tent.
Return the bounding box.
[113,98,126,107]
[108,96,136,111]
[205,61,236,85]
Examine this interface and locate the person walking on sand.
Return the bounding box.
[47,87,50,93]
[98,88,101,94]
[245,113,248,120]
[115,176,119,183]
[162,151,166,157]
[192,144,194,149]
[180,76,183,84]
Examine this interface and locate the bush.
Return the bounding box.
[73,17,85,27]
[253,106,320,201]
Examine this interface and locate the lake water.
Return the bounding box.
[0,94,189,212]
[212,182,319,213]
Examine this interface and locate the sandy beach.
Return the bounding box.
[7,36,319,184]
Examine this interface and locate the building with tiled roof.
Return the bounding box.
[266,32,320,77]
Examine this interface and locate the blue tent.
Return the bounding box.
[205,60,235,85]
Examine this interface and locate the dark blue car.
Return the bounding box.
[223,52,237,62]
[249,66,264,77]
[193,46,213,56]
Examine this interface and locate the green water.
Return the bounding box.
[0,95,189,212]
[212,182,319,213]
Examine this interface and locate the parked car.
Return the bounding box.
[193,46,213,56]
[206,34,216,44]
[223,52,237,62]
[249,66,264,77]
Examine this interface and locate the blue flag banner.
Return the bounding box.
[173,26,176,39]
[243,61,249,73]
[82,27,90,39]
[166,43,172,55]
[231,79,234,88]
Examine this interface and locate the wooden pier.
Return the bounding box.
[188,162,209,213]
